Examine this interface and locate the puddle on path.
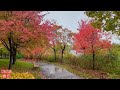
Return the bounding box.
[39,62,83,79]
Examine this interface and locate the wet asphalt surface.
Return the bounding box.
[39,62,84,79]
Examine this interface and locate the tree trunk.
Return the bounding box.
[39,54,42,61]
[1,53,2,58]
[61,45,65,63]
[61,50,64,63]
[9,51,13,69]
[12,48,16,64]
[8,36,13,70]
[0,50,3,58]
[5,54,7,58]
[54,49,56,61]
[92,52,95,70]
[0,53,2,58]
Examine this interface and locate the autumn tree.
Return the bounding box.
[21,20,58,62]
[32,47,48,60]
[57,28,73,63]
[73,20,111,70]
[23,44,49,62]
[85,11,120,35]
[47,23,62,61]
[0,11,50,69]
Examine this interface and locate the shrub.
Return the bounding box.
[43,55,55,62]
[16,53,24,59]
[63,52,118,72]
[0,72,35,79]
[78,55,93,69]
[63,53,75,64]
[10,72,35,79]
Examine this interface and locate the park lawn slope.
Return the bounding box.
[0,59,41,79]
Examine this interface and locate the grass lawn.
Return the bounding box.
[0,59,41,79]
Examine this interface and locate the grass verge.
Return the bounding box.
[0,59,41,79]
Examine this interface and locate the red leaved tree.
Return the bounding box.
[0,11,50,69]
[73,20,111,70]
[47,22,62,61]
[23,45,48,62]
[21,20,59,62]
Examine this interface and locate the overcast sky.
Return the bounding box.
[43,11,120,44]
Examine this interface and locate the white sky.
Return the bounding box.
[43,11,120,44]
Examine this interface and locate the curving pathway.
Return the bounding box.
[39,62,84,79]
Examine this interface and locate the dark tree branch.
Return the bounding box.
[1,40,10,51]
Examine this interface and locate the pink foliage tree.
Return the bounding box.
[73,20,112,70]
[0,11,54,69]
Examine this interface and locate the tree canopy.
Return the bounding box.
[85,11,120,35]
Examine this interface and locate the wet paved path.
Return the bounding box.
[39,62,84,79]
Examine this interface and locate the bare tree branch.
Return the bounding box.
[1,39,10,51]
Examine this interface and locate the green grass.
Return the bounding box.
[0,59,41,79]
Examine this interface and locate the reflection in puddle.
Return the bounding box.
[55,66,64,72]
[49,65,64,74]
[40,62,81,79]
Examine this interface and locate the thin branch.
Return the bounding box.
[1,40,10,51]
